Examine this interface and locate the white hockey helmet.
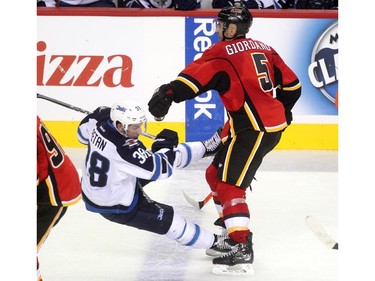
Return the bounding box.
[110,101,147,134]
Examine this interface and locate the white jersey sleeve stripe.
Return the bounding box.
[150,153,162,180]
[150,152,174,180]
[77,126,88,145]
[180,143,192,168]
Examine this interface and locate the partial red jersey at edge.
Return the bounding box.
[37,116,81,206]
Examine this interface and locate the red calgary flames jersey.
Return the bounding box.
[174,37,301,133]
[37,116,81,206]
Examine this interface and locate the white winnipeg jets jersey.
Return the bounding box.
[77,106,205,214]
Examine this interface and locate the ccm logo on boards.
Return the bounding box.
[308,22,338,105]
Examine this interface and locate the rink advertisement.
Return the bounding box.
[37,11,337,149]
[184,17,225,142]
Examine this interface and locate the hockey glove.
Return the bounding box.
[148,84,174,120]
[151,129,179,153]
[202,127,223,157]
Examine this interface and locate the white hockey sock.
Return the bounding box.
[165,212,215,249]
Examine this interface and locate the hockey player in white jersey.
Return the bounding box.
[77,100,229,258]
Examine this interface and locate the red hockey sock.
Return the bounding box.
[205,164,220,204]
[217,181,251,243]
[229,230,250,243]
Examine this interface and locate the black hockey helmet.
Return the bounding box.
[217,3,253,35]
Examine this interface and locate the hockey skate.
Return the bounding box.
[212,232,254,276]
[207,233,232,257]
[202,127,223,157]
[206,218,231,257]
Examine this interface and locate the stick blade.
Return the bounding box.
[305,215,338,250]
[182,191,201,209]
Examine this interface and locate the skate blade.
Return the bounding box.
[212,263,255,276]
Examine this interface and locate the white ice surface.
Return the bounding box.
[38,149,338,281]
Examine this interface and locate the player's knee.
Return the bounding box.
[205,164,219,192]
[217,181,249,215]
[217,181,246,202]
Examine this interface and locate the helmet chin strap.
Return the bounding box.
[117,126,127,137]
[121,129,128,137]
[113,120,128,137]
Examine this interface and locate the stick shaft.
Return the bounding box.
[141,131,156,140]
[198,192,213,209]
[37,93,156,140]
[37,93,91,115]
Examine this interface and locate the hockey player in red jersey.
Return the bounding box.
[37,115,82,280]
[148,2,301,275]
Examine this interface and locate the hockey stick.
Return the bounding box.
[182,191,212,209]
[37,93,156,140]
[305,215,338,250]
[37,93,91,115]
